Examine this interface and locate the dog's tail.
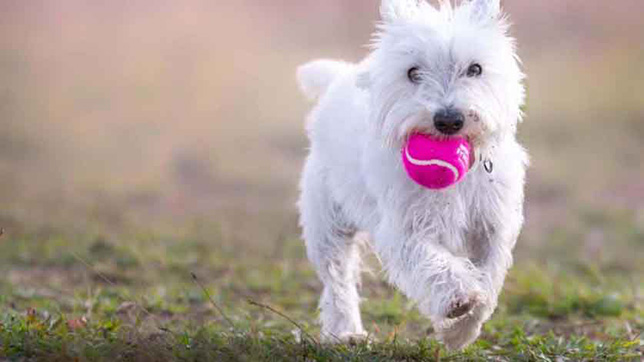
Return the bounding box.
[296,59,351,100]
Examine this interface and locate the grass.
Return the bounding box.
[0,209,641,362]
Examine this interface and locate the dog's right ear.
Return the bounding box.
[380,0,422,22]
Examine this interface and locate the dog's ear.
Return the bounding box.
[470,0,501,21]
[380,0,422,23]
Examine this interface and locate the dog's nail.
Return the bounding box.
[447,300,474,319]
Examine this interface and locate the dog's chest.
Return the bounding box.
[407,192,470,247]
[403,173,496,257]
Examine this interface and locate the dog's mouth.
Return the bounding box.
[405,132,477,169]
[464,136,478,168]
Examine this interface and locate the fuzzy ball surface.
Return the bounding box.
[402,134,472,189]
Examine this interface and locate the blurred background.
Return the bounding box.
[0,0,642,264]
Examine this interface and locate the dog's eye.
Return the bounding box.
[466,63,483,77]
[407,67,423,84]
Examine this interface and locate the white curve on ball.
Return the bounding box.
[405,147,460,180]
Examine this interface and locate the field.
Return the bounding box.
[0,211,642,361]
[0,1,643,361]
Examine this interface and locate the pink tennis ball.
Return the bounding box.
[401,134,472,190]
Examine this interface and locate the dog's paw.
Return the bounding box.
[425,289,484,325]
[434,296,495,350]
[437,316,483,351]
[446,294,479,319]
[321,330,368,345]
[338,331,369,345]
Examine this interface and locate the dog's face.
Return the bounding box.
[360,0,525,150]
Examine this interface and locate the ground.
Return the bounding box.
[0,206,641,361]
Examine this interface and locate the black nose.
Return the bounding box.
[433,108,465,135]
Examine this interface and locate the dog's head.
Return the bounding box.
[359,0,525,151]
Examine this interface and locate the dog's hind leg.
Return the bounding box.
[298,159,366,343]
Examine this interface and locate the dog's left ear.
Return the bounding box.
[470,0,501,21]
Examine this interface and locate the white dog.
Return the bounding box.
[297,0,527,350]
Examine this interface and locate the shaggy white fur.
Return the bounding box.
[297,0,528,350]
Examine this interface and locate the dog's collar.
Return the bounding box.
[471,148,494,174]
[483,158,494,173]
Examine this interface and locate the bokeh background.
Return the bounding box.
[1,0,642,268]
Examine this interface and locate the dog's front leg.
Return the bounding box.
[436,209,524,350]
[471,217,523,319]
[373,221,486,336]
